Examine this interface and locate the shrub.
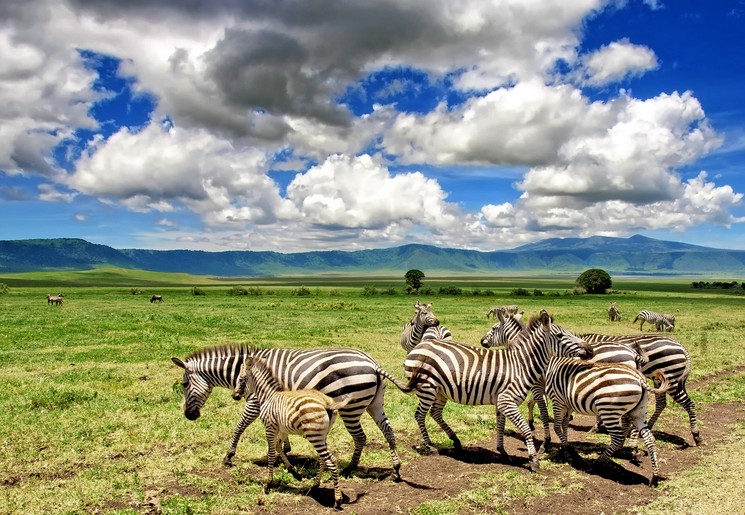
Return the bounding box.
[380,288,397,296]
[510,288,531,297]
[438,286,462,295]
[228,286,248,296]
[533,289,544,296]
[292,286,312,296]
[191,286,207,296]
[130,288,144,295]
[329,289,342,296]
[362,286,378,296]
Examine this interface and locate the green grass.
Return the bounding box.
[0,273,744,513]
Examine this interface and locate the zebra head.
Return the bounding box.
[413,301,439,328]
[542,310,594,359]
[171,357,212,420]
[480,314,524,348]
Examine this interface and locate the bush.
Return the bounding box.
[438,286,462,295]
[510,288,531,297]
[380,288,397,296]
[533,289,544,296]
[130,288,144,295]
[191,286,207,296]
[292,286,312,296]
[228,286,248,296]
[472,289,496,296]
[362,286,378,296]
[329,289,342,297]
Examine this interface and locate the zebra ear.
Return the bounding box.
[172,357,186,369]
[539,309,551,327]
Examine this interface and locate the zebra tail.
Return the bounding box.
[328,394,354,412]
[630,341,650,368]
[647,370,670,395]
[376,366,414,393]
[632,315,640,324]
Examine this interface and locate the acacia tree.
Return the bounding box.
[405,269,425,294]
[576,268,612,294]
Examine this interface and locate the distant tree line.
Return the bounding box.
[690,280,744,289]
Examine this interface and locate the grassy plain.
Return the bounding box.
[1,270,744,514]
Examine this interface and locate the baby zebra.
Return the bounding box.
[543,358,670,486]
[233,356,349,509]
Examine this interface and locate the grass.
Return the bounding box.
[0,273,744,513]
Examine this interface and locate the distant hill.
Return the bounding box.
[2,235,745,276]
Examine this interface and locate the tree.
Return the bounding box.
[404,269,425,294]
[575,269,612,294]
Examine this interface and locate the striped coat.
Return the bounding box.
[233,356,349,509]
[400,301,444,352]
[403,310,593,472]
[633,310,674,332]
[172,345,412,477]
[543,358,669,485]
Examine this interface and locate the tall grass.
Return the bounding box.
[0,275,744,513]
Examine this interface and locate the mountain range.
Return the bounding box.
[1,235,744,276]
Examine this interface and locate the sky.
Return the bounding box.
[2,0,745,253]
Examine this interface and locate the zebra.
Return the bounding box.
[150,295,163,303]
[47,293,63,306]
[543,358,670,486]
[578,333,701,446]
[171,345,413,479]
[633,310,674,332]
[486,305,518,319]
[400,301,450,353]
[608,302,621,321]
[232,356,349,509]
[403,310,593,472]
[481,313,649,437]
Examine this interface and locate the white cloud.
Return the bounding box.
[578,39,658,87]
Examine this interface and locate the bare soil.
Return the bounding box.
[155,366,745,514]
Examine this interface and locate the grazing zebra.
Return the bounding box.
[403,310,593,472]
[486,304,518,319]
[579,333,701,446]
[46,294,63,306]
[150,295,163,303]
[400,301,449,353]
[608,302,621,321]
[232,356,349,509]
[543,358,670,485]
[481,314,648,436]
[171,345,412,478]
[633,310,674,332]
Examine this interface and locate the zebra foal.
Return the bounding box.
[543,358,670,485]
[172,345,412,478]
[404,310,593,472]
[233,356,348,509]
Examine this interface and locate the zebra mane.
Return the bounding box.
[248,355,283,393]
[510,312,551,346]
[184,343,251,362]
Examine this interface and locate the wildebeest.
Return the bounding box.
[47,293,63,306]
[150,295,163,303]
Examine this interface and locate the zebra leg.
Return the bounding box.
[223,396,260,467]
[498,399,540,472]
[495,409,509,459]
[413,386,438,454]
[646,392,667,430]
[277,439,302,480]
[264,426,279,493]
[338,408,367,476]
[366,385,402,480]
[314,448,341,509]
[596,417,625,464]
[639,426,662,486]
[670,385,702,445]
[429,396,461,450]
[552,403,570,450]
[531,384,551,453]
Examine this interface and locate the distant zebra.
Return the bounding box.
[608,302,621,321]
[543,358,670,485]
[579,333,701,446]
[232,356,349,509]
[486,305,518,319]
[172,345,412,478]
[400,301,451,353]
[403,310,593,472]
[46,294,63,306]
[150,295,163,303]
[481,314,648,437]
[633,310,674,332]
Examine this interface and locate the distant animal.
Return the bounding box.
[47,294,63,306]
[400,301,451,353]
[233,356,349,509]
[172,345,412,478]
[633,310,674,331]
[150,295,163,303]
[608,302,621,321]
[486,305,518,319]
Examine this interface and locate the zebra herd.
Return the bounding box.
[172,301,698,507]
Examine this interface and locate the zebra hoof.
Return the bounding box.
[222,453,235,468]
[529,456,540,473]
[693,433,703,446]
[340,465,356,477]
[392,464,402,482]
[650,474,663,487]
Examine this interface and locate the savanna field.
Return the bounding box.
[1,270,745,514]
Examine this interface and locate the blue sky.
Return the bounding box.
[2,0,745,252]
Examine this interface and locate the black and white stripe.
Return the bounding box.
[486,304,519,319]
[579,333,701,445]
[403,310,593,472]
[543,358,670,485]
[400,301,449,352]
[633,310,674,331]
[232,356,348,509]
[172,345,412,478]
[608,302,621,321]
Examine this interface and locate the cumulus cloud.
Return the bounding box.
[577,39,658,87]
